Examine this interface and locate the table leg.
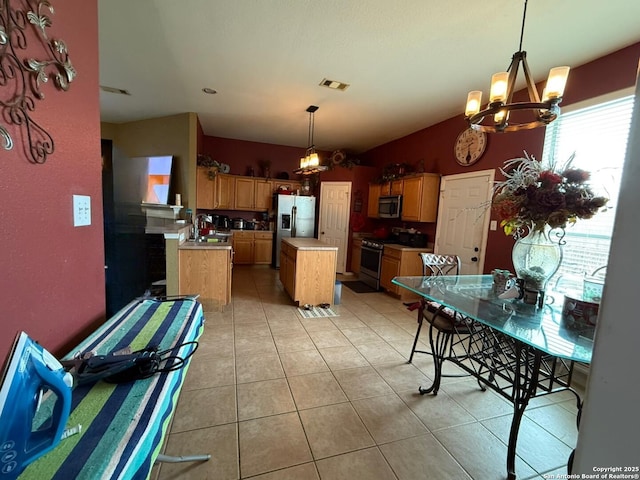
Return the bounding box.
[506,342,542,480]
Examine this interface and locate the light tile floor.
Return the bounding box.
[156,266,583,480]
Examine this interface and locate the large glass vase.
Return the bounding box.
[512,225,563,293]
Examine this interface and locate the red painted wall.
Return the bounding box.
[201,135,328,179]
[0,1,103,361]
[363,42,640,274]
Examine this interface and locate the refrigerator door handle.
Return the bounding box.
[291,206,297,237]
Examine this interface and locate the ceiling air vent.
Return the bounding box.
[319,78,350,91]
[100,85,131,95]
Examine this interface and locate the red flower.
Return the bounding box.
[539,170,563,185]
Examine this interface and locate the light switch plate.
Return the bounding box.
[490,220,497,231]
[73,195,91,226]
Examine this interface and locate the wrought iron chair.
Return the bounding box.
[407,253,474,394]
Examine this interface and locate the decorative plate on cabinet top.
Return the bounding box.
[220,163,230,173]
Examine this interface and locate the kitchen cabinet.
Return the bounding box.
[232,230,274,264]
[400,173,440,222]
[254,231,274,264]
[216,174,235,209]
[279,238,338,306]
[380,245,433,301]
[196,167,216,209]
[197,171,303,212]
[367,184,382,218]
[255,180,273,210]
[367,180,403,218]
[234,177,256,210]
[234,177,274,211]
[178,246,232,309]
[279,241,296,296]
[196,170,235,210]
[351,237,362,274]
[271,179,302,195]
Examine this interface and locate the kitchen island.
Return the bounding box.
[178,240,233,311]
[279,237,338,306]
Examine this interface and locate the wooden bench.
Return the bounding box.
[19,296,207,479]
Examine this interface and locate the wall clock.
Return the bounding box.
[454,128,487,166]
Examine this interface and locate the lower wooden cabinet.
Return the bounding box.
[380,246,433,301]
[351,238,362,274]
[232,231,273,265]
[254,232,274,264]
[178,247,232,308]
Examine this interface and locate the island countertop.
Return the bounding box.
[178,241,232,250]
[283,237,338,250]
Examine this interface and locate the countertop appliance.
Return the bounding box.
[378,195,402,219]
[212,214,230,230]
[272,194,316,268]
[232,218,245,229]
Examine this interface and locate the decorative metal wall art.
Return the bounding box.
[1,0,76,163]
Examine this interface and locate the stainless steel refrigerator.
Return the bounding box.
[272,194,316,268]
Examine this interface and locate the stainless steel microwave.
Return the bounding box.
[378,195,402,218]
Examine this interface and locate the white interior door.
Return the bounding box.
[434,170,494,274]
[318,182,351,273]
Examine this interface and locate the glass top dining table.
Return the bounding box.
[392,274,594,364]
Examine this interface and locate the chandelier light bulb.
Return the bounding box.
[543,66,570,101]
[465,91,483,117]
[489,72,509,103]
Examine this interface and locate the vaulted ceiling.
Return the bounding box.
[98,0,640,154]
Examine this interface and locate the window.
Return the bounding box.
[542,90,635,287]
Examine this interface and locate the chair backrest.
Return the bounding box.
[419,253,461,277]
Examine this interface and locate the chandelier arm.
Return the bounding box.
[520,52,542,103]
[505,53,522,104]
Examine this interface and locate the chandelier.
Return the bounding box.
[295,105,327,175]
[464,0,570,133]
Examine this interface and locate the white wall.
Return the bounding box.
[573,61,640,471]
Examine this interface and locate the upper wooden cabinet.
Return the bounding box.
[196,168,216,210]
[368,173,440,221]
[196,170,235,210]
[197,168,304,212]
[401,173,440,222]
[234,177,256,210]
[367,184,382,218]
[216,174,235,209]
[255,180,273,210]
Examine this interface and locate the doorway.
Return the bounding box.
[434,169,494,274]
[318,182,351,274]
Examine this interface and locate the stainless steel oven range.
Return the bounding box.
[359,238,386,290]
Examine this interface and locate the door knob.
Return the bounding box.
[471,257,478,262]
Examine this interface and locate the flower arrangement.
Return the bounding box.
[197,154,220,179]
[492,152,608,236]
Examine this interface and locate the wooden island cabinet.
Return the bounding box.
[178,242,233,310]
[279,237,338,306]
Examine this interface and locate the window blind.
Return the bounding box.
[542,94,634,284]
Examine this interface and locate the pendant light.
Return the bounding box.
[295,105,327,175]
[464,0,570,133]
